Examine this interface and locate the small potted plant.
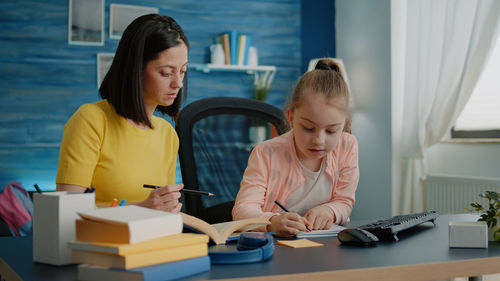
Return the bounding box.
[466,190,500,242]
[249,71,276,144]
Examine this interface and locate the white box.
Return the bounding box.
[449,221,488,248]
[33,192,95,265]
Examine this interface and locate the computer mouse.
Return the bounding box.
[337,228,379,246]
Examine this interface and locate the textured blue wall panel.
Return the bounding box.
[0,0,302,191]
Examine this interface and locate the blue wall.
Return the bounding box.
[301,0,335,73]
[0,0,304,191]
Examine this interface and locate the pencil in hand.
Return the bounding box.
[143,184,214,196]
[274,200,311,232]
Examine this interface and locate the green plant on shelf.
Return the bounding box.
[253,71,275,102]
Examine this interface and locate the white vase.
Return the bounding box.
[488,223,500,242]
[247,46,258,66]
[210,44,225,65]
[249,126,267,144]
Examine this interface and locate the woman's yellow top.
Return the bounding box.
[56,100,179,204]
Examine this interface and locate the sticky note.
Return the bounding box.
[276,239,323,248]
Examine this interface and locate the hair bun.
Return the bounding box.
[315,61,331,70]
[315,59,341,74]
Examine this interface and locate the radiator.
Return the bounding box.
[426,174,500,215]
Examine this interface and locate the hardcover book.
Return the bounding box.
[68,233,209,255]
[72,243,208,269]
[76,205,183,244]
[77,255,210,281]
[228,30,238,65]
[222,33,231,64]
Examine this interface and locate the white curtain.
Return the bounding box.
[392,0,500,215]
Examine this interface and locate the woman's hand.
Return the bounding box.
[304,205,334,230]
[139,184,183,212]
[268,212,310,237]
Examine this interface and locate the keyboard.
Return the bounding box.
[358,211,439,241]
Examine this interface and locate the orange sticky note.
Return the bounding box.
[276,239,324,248]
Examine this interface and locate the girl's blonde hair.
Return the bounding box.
[287,59,351,133]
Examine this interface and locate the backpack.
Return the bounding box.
[0,181,34,236]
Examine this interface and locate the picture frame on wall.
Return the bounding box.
[68,0,104,45]
[97,53,114,88]
[110,4,159,39]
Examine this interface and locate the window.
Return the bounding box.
[452,34,500,139]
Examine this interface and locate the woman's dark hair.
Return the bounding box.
[99,14,189,128]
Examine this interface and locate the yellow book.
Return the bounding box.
[237,34,247,65]
[72,243,208,269]
[68,233,209,255]
[180,213,270,245]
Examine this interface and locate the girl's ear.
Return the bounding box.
[286,109,293,128]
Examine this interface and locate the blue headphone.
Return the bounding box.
[208,232,274,264]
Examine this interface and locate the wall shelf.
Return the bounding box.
[189,63,277,87]
[189,63,276,74]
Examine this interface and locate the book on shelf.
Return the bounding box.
[180,212,270,245]
[237,34,252,66]
[76,205,183,244]
[222,33,231,64]
[296,224,346,238]
[68,233,209,255]
[228,30,238,65]
[243,35,251,65]
[237,34,247,65]
[72,242,208,269]
[77,256,210,281]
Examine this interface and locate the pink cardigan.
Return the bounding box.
[232,130,359,227]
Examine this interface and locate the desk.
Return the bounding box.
[1,214,499,281]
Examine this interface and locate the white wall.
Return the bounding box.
[336,0,392,220]
[427,143,500,178]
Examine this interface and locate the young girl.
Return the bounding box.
[232,59,359,237]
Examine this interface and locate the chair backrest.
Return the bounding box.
[176,97,289,223]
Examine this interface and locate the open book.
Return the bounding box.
[180,213,270,245]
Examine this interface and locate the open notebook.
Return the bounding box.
[296,224,346,238]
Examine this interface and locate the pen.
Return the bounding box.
[33,184,42,193]
[143,184,214,196]
[274,200,311,231]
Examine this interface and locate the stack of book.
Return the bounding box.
[69,205,210,281]
[215,30,252,66]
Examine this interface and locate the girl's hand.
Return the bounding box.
[139,184,183,212]
[305,205,334,230]
[269,213,310,237]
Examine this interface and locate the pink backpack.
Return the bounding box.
[0,181,33,236]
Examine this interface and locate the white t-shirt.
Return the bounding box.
[285,158,333,216]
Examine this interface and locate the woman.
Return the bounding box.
[56,14,189,212]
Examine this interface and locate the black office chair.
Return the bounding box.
[176,97,290,224]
